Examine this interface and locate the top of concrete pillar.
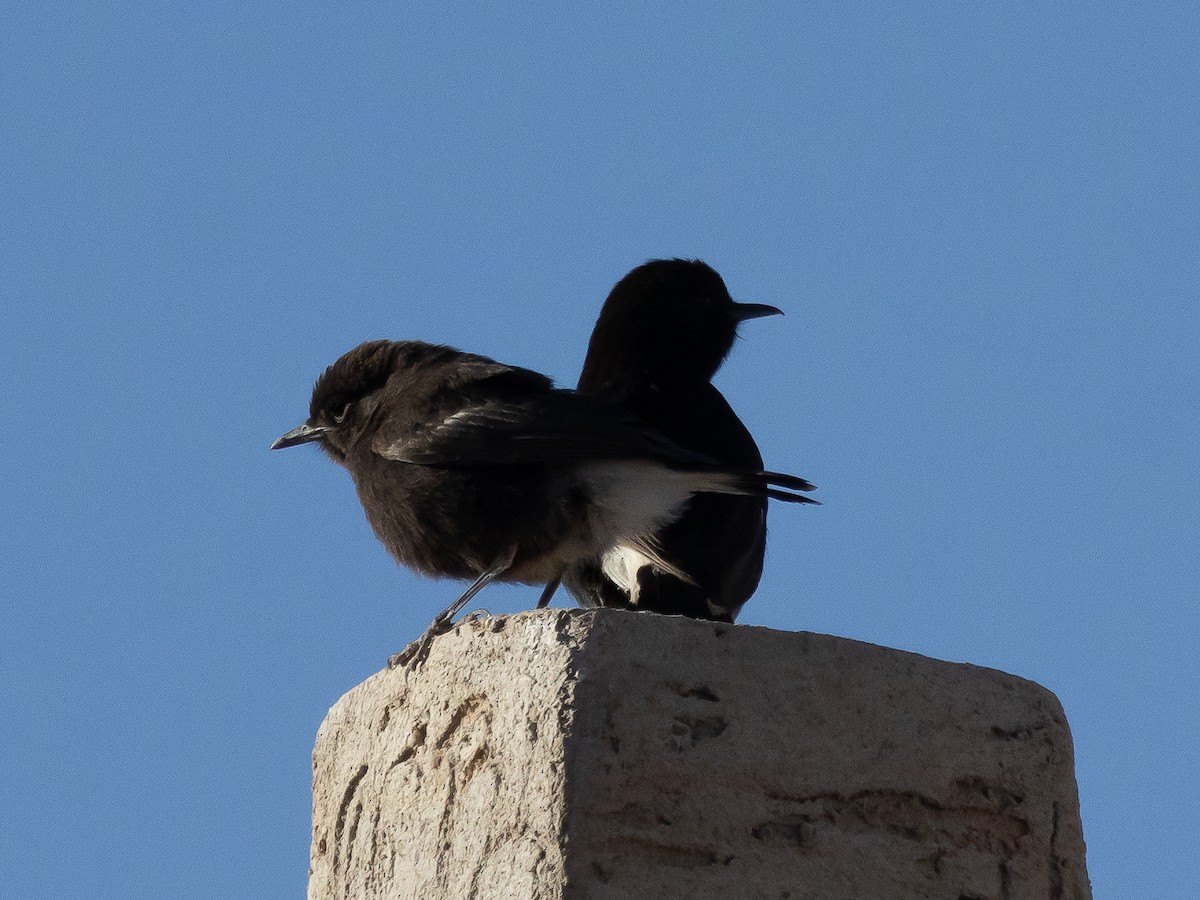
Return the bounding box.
[309,608,1091,900]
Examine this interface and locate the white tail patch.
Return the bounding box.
[574,460,752,596]
[600,545,658,602]
[577,461,747,541]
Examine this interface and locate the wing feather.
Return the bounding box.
[374,390,714,468]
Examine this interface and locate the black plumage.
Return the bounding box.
[272,339,816,662]
[563,258,804,622]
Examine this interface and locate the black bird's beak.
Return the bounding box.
[730,301,784,322]
[271,422,333,450]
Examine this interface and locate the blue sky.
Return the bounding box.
[3,3,1197,897]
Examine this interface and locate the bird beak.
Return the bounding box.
[271,422,333,450]
[730,301,784,321]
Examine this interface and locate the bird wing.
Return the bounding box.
[373,390,714,468]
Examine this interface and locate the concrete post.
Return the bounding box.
[308,609,1090,899]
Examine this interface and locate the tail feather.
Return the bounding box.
[685,468,820,505]
[767,487,820,505]
[761,470,820,504]
[762,470,817,493]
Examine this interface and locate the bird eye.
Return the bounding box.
[332,403,352,424]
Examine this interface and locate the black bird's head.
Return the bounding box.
[582,258,782,386]
[271,340,401,461]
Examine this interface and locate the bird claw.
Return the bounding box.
[387,612,456,670]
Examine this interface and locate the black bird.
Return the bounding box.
[562,258,799,623]
[272,339,816,662]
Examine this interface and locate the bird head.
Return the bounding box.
[586,259,782,384]
[271,340,401,461]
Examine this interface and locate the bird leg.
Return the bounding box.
[390,547,517,669]
[536,573,563,609]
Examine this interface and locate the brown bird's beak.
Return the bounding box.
[730,301,784,321]
[271,422,333,450]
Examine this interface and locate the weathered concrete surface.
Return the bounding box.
[308,609,1091,900]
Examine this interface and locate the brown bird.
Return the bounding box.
[272,339,816,662]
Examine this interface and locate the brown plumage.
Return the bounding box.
[272,338,816,663]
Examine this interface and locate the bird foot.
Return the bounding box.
[388,612,455,670]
